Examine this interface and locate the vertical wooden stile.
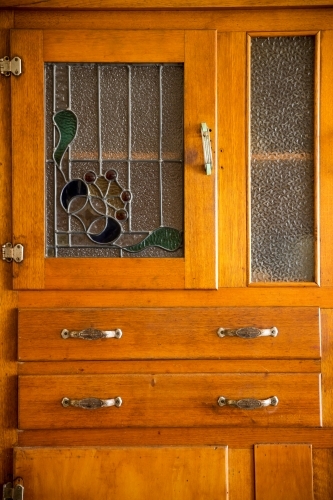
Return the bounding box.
[0,12,18,484]
[320,30,333,286]
[218,32,247,287]
[11,30,45,289]
[184,30,217,289]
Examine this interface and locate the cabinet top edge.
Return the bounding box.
[1,1,333,10]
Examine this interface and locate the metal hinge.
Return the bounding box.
[3,479,24,500]
[0,56,22,77]
[2,243,24,263]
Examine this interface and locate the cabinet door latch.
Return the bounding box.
[200,123,213,175]
[0,56,22,77]
[3,479,24,500]
[2,243,24,263]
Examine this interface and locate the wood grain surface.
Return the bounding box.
[17,427,333,449]
[11,30,45,290]
[18,287,333,308]
[184,30,217,289]
[320,309,333,426]
[18,373,321,429]
[18,307,320,361]
[2,0,333,8]
[255,444,313,500]
[43,30,185,62]
[218,32,247,287]
[320,30,333,286]
[18,360,321,375]
[229,449,254,500]
[14,446,228,500]
[0,17,18,485]
[313,448,333,500]
[13,9,333,32]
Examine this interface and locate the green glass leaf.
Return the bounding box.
[124,227,183,253]
[53,109,78,167]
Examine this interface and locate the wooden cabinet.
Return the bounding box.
[1,3,333,499]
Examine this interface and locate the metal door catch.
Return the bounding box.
[3,479,24,500]
[2,243,24,263]
[0,56,22,77]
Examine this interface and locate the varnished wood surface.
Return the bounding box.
[0,20,18,485]
[12,8,333,32]
[11,30,44,290]
[18,360,321,374]
[313,448,333,500]
[18,427,333,448]
[14,446,228,500]
[320,310,333,426]
[18,307,321,360]
[43,29,185,62]
[18,373,321,429]
[229,449,254,500]
[17,288,333,307]
[45,258,185,290]
[218,32,247,287]
[320,31,333,286]
[3,6,333,496]
[255,444,313,500]
[184,30,217,289]
[2,0,333,9]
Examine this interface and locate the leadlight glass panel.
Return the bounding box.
[45,63,184,258]
[250,36,315,282]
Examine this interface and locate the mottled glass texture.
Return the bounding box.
[250,36,315,282]
[45,63,184,258]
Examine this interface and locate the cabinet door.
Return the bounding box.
[11,29,217,290]
[13,446,228,499]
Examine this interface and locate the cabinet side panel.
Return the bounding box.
[0,17,18,484]
[11,29,45,289]
[218,32,247,287]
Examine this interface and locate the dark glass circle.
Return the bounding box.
[105,169,118,181]
[84,171,96,183]
[121,190,132,202]
[115,209,128,221]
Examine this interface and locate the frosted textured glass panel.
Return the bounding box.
[131,66,160,160]
[250,36,315,282]
[45,63,184,258]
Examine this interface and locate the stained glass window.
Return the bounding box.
[45,63,184,258]
[250,36,315,282]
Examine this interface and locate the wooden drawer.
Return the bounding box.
[18,307,320,360]
[18,372,321,429]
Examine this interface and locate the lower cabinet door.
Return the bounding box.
[13,446,228,500]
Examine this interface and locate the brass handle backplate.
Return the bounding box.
[217,395,278,409]
[217,327,278,339]
[61,396,122,409]
[61,328,122,340]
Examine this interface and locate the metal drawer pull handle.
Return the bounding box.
[217,327,278,339]
[217,395,278,409]
[61,328,122,340]
[62,396,122,409]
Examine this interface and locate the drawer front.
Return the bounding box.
[18,307,320,361]
[18,373,321,429]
